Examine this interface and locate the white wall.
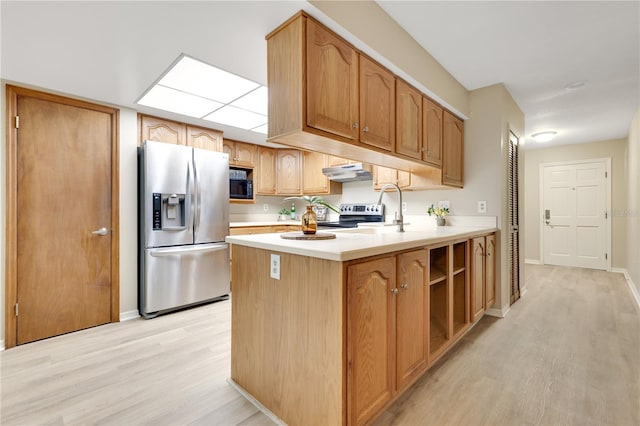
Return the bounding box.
[523,139,628,268]
[627,109,640,294]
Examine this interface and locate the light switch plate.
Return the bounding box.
[402,202,407,212]
[270,254,280,280]
[478,201,487,213]
[263,204,269,211]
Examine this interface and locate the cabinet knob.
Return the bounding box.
[363,126,369,133]
[352,122,359,129]
[487,252,491,256]
[390,288,399,295]
[400,283,409,290]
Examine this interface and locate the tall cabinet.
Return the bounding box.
[470,234,496,322]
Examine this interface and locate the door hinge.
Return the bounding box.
[605,253,608,260]
[605,171,608,178]
[15,115,19,129]
[15,303,18,316]
[605,211,608,219]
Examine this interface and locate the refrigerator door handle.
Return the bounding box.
[194,157,202,234]
[187,159,195,231]
[149,244,228,257]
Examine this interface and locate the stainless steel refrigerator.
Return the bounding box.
[138,140,230,318]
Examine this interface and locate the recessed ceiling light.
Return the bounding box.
[136,54,267,135]
[564,81,586,90]
[531,131,557,143]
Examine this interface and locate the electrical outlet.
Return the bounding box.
[263,204,269,212]
[478,201,487,213]
[402,202,407,212]
[439,200,450,209]
[270,254,280,280]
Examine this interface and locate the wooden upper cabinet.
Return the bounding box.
[359,56,395,151]
[276,149,301,195]
[422,98,443,168]
[306,18,359,140]
[442,111,464,187]
[302,151,329,194]
[139,114,186,145]
[187,125,223,152]
[395,80,423,160]
[224,139,257,168]
[301,151,341,195]
[139,114,224,152]
[256,147,277,195]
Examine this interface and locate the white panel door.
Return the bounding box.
[542,161,607,270]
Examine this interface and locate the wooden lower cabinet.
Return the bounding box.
[347,256,396,426]
[396,249,429,390]
[470,233,496,322]
[347,249,428,425]
[231,234,493,426]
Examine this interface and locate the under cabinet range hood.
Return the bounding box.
[322,163,373,182]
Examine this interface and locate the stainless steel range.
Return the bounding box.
[317,203,385,228]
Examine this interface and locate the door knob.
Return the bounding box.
[91,227,108,236]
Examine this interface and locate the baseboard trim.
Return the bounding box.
[525,259,541,265]
[228,378,286,426]
[0,340,4,352]
[485,305,510,318]
[613,268,640,309]
[119,310,140,321]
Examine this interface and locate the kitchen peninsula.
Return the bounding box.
[226,224,496,425]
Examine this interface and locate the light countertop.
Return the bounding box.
[230,220,299,227]
[225,225,496,261]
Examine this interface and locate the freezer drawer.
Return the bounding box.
[140,243,230,317]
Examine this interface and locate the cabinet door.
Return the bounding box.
[485,234,496,308]
[397,170,411,189]
[373,166,396,190]
[302,151,329,194]
[256,147,276,195]
[306,19,359,140]
[222,139,234,160]
[187,125,223,152]
[347,256,396,426]
[395,80,422,160]
[328,155,349,166]
[276,149,301,195]
[139,114,186,145]
[234,142,257,167]
[396,249,428,391]
[359,56,395,151]
[470,237,486,322]
[422,98,443,167]
[443,111,464,187]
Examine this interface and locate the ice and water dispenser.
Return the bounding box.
[152,192,187,230]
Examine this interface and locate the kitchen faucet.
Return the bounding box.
[376,183,404,232]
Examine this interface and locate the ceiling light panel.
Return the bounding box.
[204,105,267,130]
[159,56,260,104]
[251,123,268,135]
[138,85,224,117]
[230,86,268,115]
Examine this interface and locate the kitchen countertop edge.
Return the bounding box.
[226,226,497,262]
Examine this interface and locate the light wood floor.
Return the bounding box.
[2,264,639,425]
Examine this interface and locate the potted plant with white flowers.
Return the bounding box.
[427,204,450,226]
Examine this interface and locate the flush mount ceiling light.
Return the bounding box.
[137,54,268,134]
[531,131,557,143]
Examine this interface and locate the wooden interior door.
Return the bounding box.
[7,86,118,346]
